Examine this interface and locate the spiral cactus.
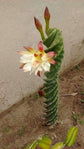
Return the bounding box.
[35,7,64,125]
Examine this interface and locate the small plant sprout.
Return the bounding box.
[25,126,78,149]
[72,113,78,123]
[17,126,26,136]
[4,126,11,133]
[80,120,84,124]
[76,64,80,70]
[19,7,64,125]
[81,99,84,103]
[82,91,84,95]
[34,93,39,100]
[72,112,84,125]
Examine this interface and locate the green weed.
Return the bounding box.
[76,65,80,70]
[82,91,84,95]
[18,126,26,136]
[4,126,10,133]
[80,120,84,124]
[34,94,39,100]
[72,114,78,123]
[81,99,84,103]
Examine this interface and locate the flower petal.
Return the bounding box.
[35,65,43,75]
[23,63,32,72]
[37,71,41,77]
[42,62,50,71]
[24,47,36,53]
[38,41,44,52]
[47,51,56,58]
[49,59,56,65]
[20,55,33,63]
[18,51,29,55]
[19,64,25,69]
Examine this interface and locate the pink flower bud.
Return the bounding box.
[44,7,50,21]
[34,17,42,31]
[38,90,45,96]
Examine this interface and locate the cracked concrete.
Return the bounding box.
[0,0,84,113]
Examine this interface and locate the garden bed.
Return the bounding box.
[0,61,84,149]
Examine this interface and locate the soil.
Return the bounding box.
[0,61,84,149]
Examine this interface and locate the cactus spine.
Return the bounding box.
[35,7,64,125]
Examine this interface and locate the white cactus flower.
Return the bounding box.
[18,41,56,76]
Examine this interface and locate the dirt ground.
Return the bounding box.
[0,61,84,149]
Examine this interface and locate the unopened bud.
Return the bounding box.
[34,17,45,40]
[38,90,45,96]
[44,7,50,21]
[34,17,42,31]
[44,7,50,33]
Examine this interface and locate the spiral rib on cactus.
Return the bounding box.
[43,28,64,125]
[34,7,64,125]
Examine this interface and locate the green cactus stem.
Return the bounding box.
[35,7,64,125]
[43,28,64,125]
